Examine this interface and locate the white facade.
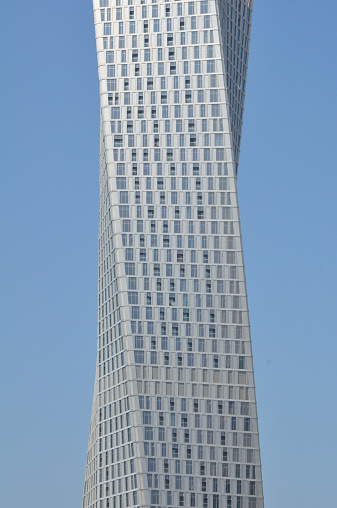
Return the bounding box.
[83,1,263,507]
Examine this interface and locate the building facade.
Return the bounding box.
[83,0,263,507]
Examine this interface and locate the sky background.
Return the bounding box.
[1,1,337,507]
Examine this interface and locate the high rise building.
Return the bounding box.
[83,0,263,507]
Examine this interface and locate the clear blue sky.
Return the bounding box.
[1,1,337,507]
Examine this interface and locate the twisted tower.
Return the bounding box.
[83,1,263,507]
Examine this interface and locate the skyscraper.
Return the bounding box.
[83,0,263,507]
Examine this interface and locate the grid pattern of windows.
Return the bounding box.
[83,1,263,507]
[218,0,252,173]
